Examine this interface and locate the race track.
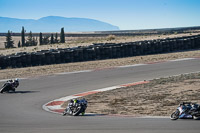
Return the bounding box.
[1,58,200,133]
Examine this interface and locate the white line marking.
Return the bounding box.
[169,58,196,62]
[117,64,146,68]
[56,96,81,101]
[139,116,169,119]
[55,70,92,75]
[46,105,63,110]
[95,86,122,92]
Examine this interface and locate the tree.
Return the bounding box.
[54,32,59,43]
[32,37,38,46]
[42,36,50,45]
[26,31,33,46]
[39,32,43,45]
[18,41,21,48]
[50,34,54,44]
[60,27,65,43]
[21,26,25,47]
[4,30,14,48]
[26,31,37,46]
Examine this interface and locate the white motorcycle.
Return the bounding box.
[170,102,200,120]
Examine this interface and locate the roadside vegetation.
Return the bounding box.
[1,30,200,55]
[0,49,200,80]
[3,27,65,49]
[82,72,200,116]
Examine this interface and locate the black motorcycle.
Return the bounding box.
[63,99,87,116]
[0,79,19,93]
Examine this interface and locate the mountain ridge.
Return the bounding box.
[0,16,119,32]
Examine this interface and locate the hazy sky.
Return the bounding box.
[0,0,200,30]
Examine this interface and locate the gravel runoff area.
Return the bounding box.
[61,72,200,116]
[0,49,200,80]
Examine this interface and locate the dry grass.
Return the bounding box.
[1,31,200,55]
[80,73,200,116]
[0,49,200,80]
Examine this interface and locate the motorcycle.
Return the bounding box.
[170,102,200,120]
[0,79,19,93]
[63,99,87,116]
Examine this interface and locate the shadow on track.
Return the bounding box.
[83,114,106,117]
[62,114,106,117]
[1,91,40,94]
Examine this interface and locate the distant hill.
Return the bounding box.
[0,16,119,32]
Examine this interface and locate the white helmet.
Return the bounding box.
[15,78,19,83]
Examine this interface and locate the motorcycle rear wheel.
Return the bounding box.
[193,115,200,120]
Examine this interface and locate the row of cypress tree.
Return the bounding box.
[4,30,14,48]
[4,27,65,48]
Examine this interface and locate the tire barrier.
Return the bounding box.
[0,35,200,69]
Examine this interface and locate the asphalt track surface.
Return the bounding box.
[1,58,200,133]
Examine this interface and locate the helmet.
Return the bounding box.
[15,78,19,83]
[74,99,78,103]
[192,103,198,109]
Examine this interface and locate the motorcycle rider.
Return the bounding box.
[191,103,199,109]
[1,78,19,93]
[6,78,19,92]
[73,99,79,105]
[63,98,87,116]
[80,98,87,115]
[66,99,74,115]
[179,102,199,119]
[8,78,19,92]
[63,99,78,115]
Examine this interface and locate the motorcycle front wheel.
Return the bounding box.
[62,111,67,116]
[72,107,82,116]
[0,88,4,93]
[170,110,179,120]
[0,85,8,93]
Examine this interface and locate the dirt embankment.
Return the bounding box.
[79,73,200,116]
[1,30,200,80]
[0,49,200,80]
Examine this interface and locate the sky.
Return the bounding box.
[0,0,200,30]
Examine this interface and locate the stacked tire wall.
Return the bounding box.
[0,35,200,69]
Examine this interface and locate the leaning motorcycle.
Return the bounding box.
[63,99,88,116]
[170,102,200,120]
[0,82,15,93]
[0,79,19,93]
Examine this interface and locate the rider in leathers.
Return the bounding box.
[7,79,19,92]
